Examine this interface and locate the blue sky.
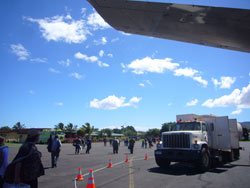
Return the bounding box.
[1,0,250,131]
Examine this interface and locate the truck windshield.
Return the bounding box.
[172,122,201,131]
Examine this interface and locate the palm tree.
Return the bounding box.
[54,122,65,131]
[12,122,25,130]
[81,122,94,136]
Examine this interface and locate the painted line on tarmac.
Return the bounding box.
[80,155,153,178]
[129,157,135,188]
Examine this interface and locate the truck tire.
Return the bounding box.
[155,156,171,169]
[198,148,210,172]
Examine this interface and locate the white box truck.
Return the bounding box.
[154,114,243,171]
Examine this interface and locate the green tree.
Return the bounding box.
[103,128,112,137]
[145,128,160,138]
[55,122,65,131]
[0,126,11,131]
[123,126,137,137]
[161,122,175,133]
[65,123,77,134]
[81,122,94,136]
[77,129,86,137]
[12,122,25,130]
[113,128,122,134]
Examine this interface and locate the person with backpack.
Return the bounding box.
[0,136,8,188]
[3,130,44,188]
[51,135,61,168]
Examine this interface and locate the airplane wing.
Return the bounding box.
[88,0,250,53]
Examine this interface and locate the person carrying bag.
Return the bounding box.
[3,130,44,188]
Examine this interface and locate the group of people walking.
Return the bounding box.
[141,138,154,148]
[73,137,92,154]
[0,134,144,188]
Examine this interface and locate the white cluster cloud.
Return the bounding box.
[93,37,107,45]
[74,52,109,67]
[10,43,47,63]
[126,57,179,74]
[90,95,142,110]
[139,80,152,87]
[107,53,113,58]
[29,90,35,94]
[25,15,90,44]
[99,50,104,57]
[58,59,71,67]
[139,83,145,87]
[202,84,250,114]
[124,57,207,87]
[55,102,64,106]
[87,12,110,30]
[174,67,197,77]
[30,58,47,63]
[186,99,198,106]
[211,76,236,89]
[10,44,30,60]
[75,52,98,62]
[48,68,60,74]
[111,38,119,43]
[69,72,83,80]
[174,68,208,87]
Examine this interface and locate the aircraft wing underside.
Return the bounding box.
[88,0,250,53]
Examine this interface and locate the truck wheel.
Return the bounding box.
[155,157,171,169]
[198,148,210,172]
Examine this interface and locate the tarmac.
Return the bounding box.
[7,141,250,188]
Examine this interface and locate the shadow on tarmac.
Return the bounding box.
[148,162,246,176]
[148,163,203,176]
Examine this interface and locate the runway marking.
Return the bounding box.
[129,157,135,188]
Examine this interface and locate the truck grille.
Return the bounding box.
[163,134,190,148]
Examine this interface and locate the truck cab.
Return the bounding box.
[155,120,210,171]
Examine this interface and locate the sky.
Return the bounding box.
[0,0,250,131]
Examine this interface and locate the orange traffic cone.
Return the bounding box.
[87,169,95,188]
[76,167,84,181]
[144,153,148,160]
[125,154,129,163]
[108,158,113,168]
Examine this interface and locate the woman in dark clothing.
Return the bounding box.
[5,130,44,188]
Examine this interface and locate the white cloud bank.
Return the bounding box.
[202,84,250,114]
[90,95,142,110]
[10,44,30,60]
[211,76,236,89]
[186,99,198,106]
[124,57,208,87]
